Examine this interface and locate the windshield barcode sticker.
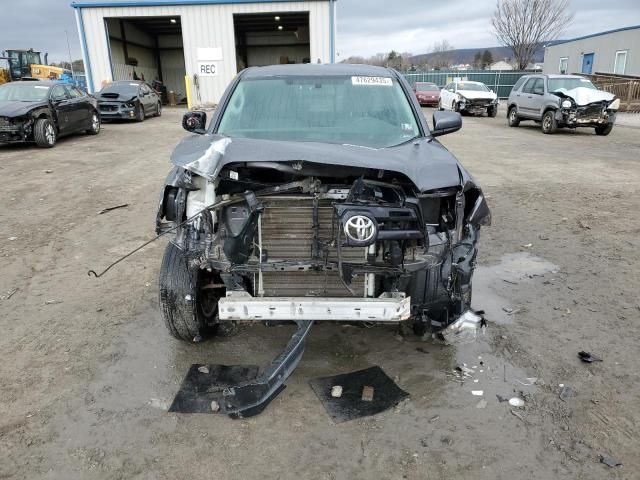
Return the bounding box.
[351,76,393,86]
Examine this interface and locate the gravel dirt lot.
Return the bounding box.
[1,106,639,480]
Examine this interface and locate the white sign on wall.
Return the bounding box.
[196,47,222,76]
[197,61,219,76]
[197,47,223,61]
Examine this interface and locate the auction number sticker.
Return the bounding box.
[351,76,393,86]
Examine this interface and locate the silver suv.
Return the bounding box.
[506,74,620,135]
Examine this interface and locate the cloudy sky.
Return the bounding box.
[1,0,639,63]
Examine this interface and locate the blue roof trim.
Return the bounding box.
[546,24,640,47]
[72,0,327,7]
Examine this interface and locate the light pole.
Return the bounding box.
[65,30,75,79]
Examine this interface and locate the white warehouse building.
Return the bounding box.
[72,0,336,104]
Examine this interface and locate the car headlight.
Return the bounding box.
[609,98,620,110]
[124,102,135,108]
[561,100,572,108]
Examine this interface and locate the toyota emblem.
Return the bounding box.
[344,215,376,243]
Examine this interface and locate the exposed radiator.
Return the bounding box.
[259,197,366,297]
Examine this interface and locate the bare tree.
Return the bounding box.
[491,0,573,69]
[430,40,455,69]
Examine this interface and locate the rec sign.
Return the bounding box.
[197,61,218,76]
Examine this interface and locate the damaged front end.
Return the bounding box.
[157,153,490,335]
[553,87,619,129]
[157,159,489,415]
[459,96,499,116]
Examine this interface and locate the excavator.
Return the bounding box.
[0,48,73,85]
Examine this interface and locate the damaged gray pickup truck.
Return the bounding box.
[155,64,490,416]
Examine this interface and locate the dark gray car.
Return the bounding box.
[506,74,620,135]
[97,80,161,122]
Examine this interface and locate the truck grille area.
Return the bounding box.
[261,198,366,263]
[259,197,367,297]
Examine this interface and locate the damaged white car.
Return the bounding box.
[507,74,619,135]
[438,80,499,117]
[154,64,490,416]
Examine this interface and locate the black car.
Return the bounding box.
[0,81,100,148]
[97,81,161,122]
[154,64,491,417]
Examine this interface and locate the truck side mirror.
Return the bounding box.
[431,111,462,137]
[182,111,207,134]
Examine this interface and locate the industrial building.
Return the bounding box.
[72,0,336,104]
[543,25,639,76]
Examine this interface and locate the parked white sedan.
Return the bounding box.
[438,80,499,117]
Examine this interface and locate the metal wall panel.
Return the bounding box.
[76,1,331,101]
[543,29,640,76]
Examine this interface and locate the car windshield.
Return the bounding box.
[416,83,439,92]
[457,82,489,92]
[217,75,421,148]
[0,83,50,101]
[100,83,139,97]
[548,78,597,92]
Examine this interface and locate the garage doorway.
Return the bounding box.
[233,12,311,72]
[104,16,187,105]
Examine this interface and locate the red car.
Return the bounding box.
[413,82,440,107]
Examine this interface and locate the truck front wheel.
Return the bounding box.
[159,242,223,341]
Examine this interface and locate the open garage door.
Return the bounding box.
[233,12,311,71]
[105,16,186,105]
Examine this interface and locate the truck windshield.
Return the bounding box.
[0,83,50,101]
[548,78,597,92]
[217,75,421,148]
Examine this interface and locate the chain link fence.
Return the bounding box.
[401,70,531,98]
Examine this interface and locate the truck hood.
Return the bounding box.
[458,90,496,100]
[0,100,46,118]
[552,87,615,106]
[170,134,470,192]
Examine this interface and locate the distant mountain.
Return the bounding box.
[410,45,545,66]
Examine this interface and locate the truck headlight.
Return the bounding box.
[561,100,572,108]
[609,98,620,110]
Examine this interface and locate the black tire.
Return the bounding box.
[595,123,614,136]
[487,105,497,118]
[452,101,459,113]
[437,98,443,111]
[159,242,221,342]
[155,102,162,117]
[542,110,557,134]
[507,106,520,127]
[86,111,100,135]
[136,104,145,122]
[34,118,57,148]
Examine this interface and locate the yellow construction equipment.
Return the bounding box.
[1,48,44,83]
[29,64,71,81]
